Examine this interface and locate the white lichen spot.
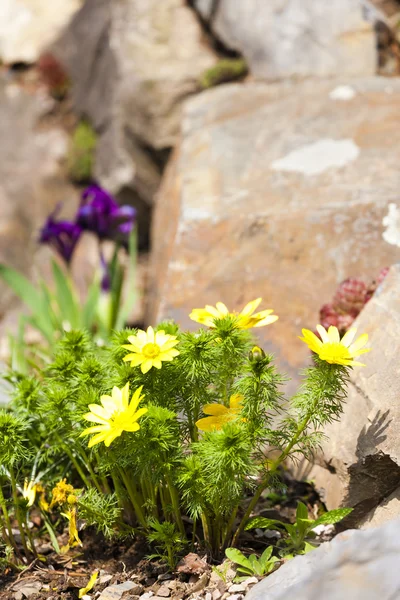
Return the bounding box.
[329,85,356,101]
[270,139,360,176]
[382,203,400,247]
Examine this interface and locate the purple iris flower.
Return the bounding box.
[77,185,136,240]
[39,208,82,265]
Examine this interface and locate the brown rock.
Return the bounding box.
[149,78,400,387]
[310,265,400,525]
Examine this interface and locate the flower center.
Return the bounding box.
[319,342,351,364]
[142,342,161,359]
[110,411,125,429]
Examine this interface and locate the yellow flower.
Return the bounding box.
[122,326,180,374]
[299,325,371,367]
[189,298,278,329]
[50,479,75,509]
[81,382,147,448]
[23,479,37,507]
[79,571,99,599]
[196,394,244,432]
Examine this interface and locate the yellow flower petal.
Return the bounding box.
[196,416,224,432]
[241,298,262,316]
[141,359,153,374]
[316,325,330,343]
[229,394,244,409]
[349,333,369,353]
[340,327,357,347]
[203,404,229,416]
[327,326,340,343]
[79,571,99,599]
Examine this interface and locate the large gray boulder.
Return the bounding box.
[194,0,376,79]
[310,264,400,526]
[246,519,400,600]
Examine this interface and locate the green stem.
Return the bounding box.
[200,511,213,550]
[9,468,31,560]
[0,485,20,559]
[222,505,238,550]
[165,473,185,538]
[159,484,170,520]
[78,447,104,493]
[118,467,147,528]
[191,516,197,552]
[59,440,92,489]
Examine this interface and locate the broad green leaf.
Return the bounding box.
[245,516,282,531]
[225,548,252,571]
[248,554,260,575]
[0,264,44,313]
[9,317,29,375]
[312,508,353,528]
[82,279,101,331]
[0,264,54,341]
[259,546,273,572]
[296,501,308,521]
[51,260,80,329]
[303,541,318,554]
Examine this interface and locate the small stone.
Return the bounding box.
[226,595,244,600]
[241,577,258,587]
[205,593,212,600]
[156,586,170,598]
[99,573,114,584]
[212,591,222,600]
[189,573,209,593]
[140,593,154,600]
[158,573,173,582]
[228,584,246,593]
[99,581,138,600]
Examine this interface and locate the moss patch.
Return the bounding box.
[199,58,248,89]
[67,121,97,183]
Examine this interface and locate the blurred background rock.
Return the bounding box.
[0,0,400,382]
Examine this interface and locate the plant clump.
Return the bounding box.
[0,298,369,571]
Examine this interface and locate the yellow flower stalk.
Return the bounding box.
[122,326,180,374]
[196,394,244,432]
[300,325,371,367]
[81,382,147,448]
[189,298,278,329]
[79,571,99,599]
[23,479,37,507]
